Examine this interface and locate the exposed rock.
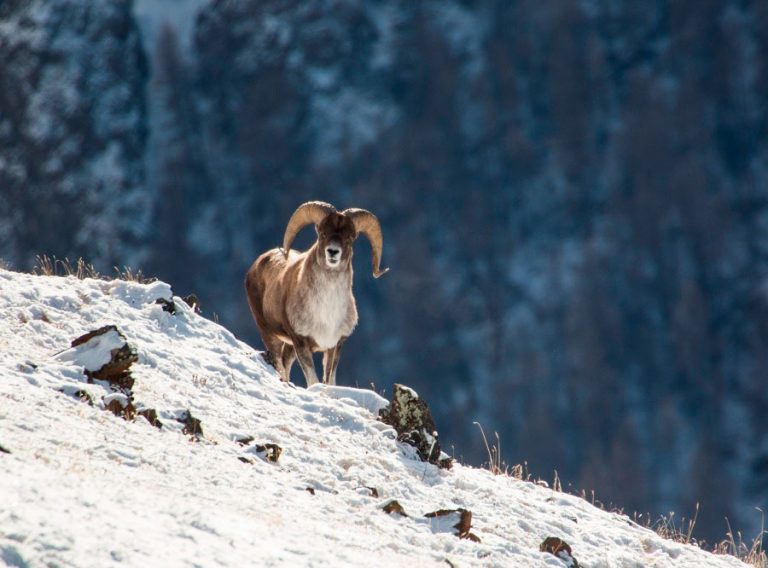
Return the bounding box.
[103,393,136,420]
[0,444,10,454]
[234,434,255,446]
[425,509,481,542]
[175,409,203,438]
[379,384,452,469]
[540,537,579,568]
[238,456,253,464]
[57,327,141,422]
[305,487,316,495]
[155,294,200,315]
[181,294,201,313]
[154,295,200,315]
[138,408,163,429]
[253,443,282,463]
[70,326,115,348]
[380,501,479,541]
[17,361,38,372]
[381,499,408,517]
[64,389,94,406]
[68,325,138,390]
[155,297,177,314]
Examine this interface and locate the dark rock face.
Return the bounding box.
[380,502,480,542]
[424,509,480,542]
[253,443,282,463]
[0,0,148,268]
[175,409,203,438]
[69,389,94,406]
[379,384,452,470]
[66,325,139,419]
[104,394,136,421]
[154,295,199,315]
[540,537,579,568]
[180,295,200,313]
[72,325,139,390]
[155,298,177,314]
[381,499,408,517]
[234,435,255,446]
[138,408,163,429]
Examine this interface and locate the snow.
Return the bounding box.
[309,88,398,167]
[0,268,750,567]
[428,2,487,76]
[307,383,390,416]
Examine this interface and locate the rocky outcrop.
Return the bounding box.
[380,501,480,542]
[56,325,139,419]
[540,537,579,568]
[379,384,452,470]
[70,325,139,389]
[175,409,203,438]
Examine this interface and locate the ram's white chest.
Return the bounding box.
[292,276,355,350]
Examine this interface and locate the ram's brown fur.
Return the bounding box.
[245,202,387,386]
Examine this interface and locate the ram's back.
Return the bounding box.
[244,248,302,338]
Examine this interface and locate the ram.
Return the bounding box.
[245,201,388,386]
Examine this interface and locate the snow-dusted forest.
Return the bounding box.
[1,0,767,547]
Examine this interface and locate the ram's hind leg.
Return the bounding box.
[281,344,296,383]
[261,334,289,381]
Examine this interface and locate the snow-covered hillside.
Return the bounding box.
[0,268,750,567]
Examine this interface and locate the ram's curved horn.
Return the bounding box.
[343,208,389,278]
[282,201,337,256]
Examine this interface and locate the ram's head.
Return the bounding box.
[281,201,389,278]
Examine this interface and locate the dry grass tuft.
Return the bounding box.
[473,422,508,475]
[509,461,533,482]
[640,504,700,546]
[113,265,156,284]
[33,255,156,284]
[714,511,767,568]
[630,506,766,566]
[34,255,101,279]
[474,423,765,567]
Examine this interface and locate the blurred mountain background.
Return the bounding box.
[1,0,766,544]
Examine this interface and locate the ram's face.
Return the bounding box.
[317,213,356,270]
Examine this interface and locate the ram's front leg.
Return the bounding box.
[322,337,346,386]
[291,335,320,387]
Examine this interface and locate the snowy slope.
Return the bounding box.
[0,269,749,567]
